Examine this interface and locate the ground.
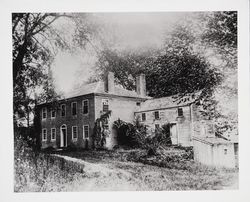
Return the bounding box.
[50,149,238,191]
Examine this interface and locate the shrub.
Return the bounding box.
[113,118,173,155]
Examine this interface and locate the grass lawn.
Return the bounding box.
[52,148,238,191]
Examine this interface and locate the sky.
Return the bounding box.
[51,12,189,94]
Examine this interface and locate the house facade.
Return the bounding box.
[37,71,212,149]
[37,72,148,149]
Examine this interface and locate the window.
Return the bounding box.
[51,109,56,118]
[51,128,56,141]
[136,102,141,106]
[42,128,47,141]
[71,102,77,116]
[82,100,89,114]
[155,124,160,132]
[72,126,78,140]
[83,125,89,139]
[224,149,228,155]
[102,99,109,112]
[154,111,159,120]
[42,108,47,119]
[142,113,146,121]
[177,108,183,116]
[61,104,66,117]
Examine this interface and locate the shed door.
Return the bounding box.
[170,124,178,145]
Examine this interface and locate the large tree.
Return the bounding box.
[12,13,92,128]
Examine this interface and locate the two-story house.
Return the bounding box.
[37,71,214,149]
[37,72,148,149]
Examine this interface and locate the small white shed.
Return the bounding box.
[193,136,236,169]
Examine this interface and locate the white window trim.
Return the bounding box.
[51,109,56,119]
[102,98,109,112]
[42,108,47,120]
[61,104,66,117]
[82,99,89,115]
[71,102,77,116]
[51,128,56,141]
[42,128,47,141]
[83,125,89,139]
[72,126,78,140]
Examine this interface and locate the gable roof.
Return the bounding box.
[136,93,199,112]
[64,81,149,99]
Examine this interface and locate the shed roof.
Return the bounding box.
[193,136,233,145]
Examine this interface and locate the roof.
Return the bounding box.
[64,81,149,99]
[193,136,233,145]
[136,93,199,112]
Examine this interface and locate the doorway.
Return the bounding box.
[170,123,178,145]
[60,125,67,147]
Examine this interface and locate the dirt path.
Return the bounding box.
[52,154,238,191]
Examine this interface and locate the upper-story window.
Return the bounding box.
[177,108,183,117]
[102,99,109,112]
[142,113,146,121]
[83,125,89,139]
[72,126,78,140]
[154,111,160,120]
[61,104,66,117]
[71,102,77,116]
[42,108,47,120]
[51,109,56,119]
[51,128,56,141]
[42,128,47,141]
[82,100,89,114]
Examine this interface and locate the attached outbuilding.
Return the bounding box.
[193,136,236,169]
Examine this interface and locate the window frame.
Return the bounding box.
[71,102,77,116]
[102,98,109,112]
[42,128,47,141]
[72,126,78,140]
[154,111,160,120]
[155,124,160,132]
[51,128,56,141]
[61,104,66,117]
[51,109,56,119]
[83,125,89,139]
[42,107,47,120]
[82,99,89,115]
[142,113,146,121]
[177,107,184,117]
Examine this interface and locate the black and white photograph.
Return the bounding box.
[12,10,239,192]
[0,0,250,201]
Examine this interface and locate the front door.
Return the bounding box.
[170,124,178,145]
[60,126,67,147]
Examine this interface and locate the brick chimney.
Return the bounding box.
[136,74,146,97]
[104,71,115,94]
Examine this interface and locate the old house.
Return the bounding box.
[37,72,148,149]
[37,71,237,168]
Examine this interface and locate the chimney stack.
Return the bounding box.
[136,74,146,97]
[104,71,115,94]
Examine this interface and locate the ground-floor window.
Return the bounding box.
[83,125,89,139]
[51,128,56,141]
[155,124,160,132]
[42,128,47,141]
[72,126,78,140]
[142,113,146,121]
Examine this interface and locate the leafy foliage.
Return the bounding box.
[112,118,173,155]
[93,110,112,149]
